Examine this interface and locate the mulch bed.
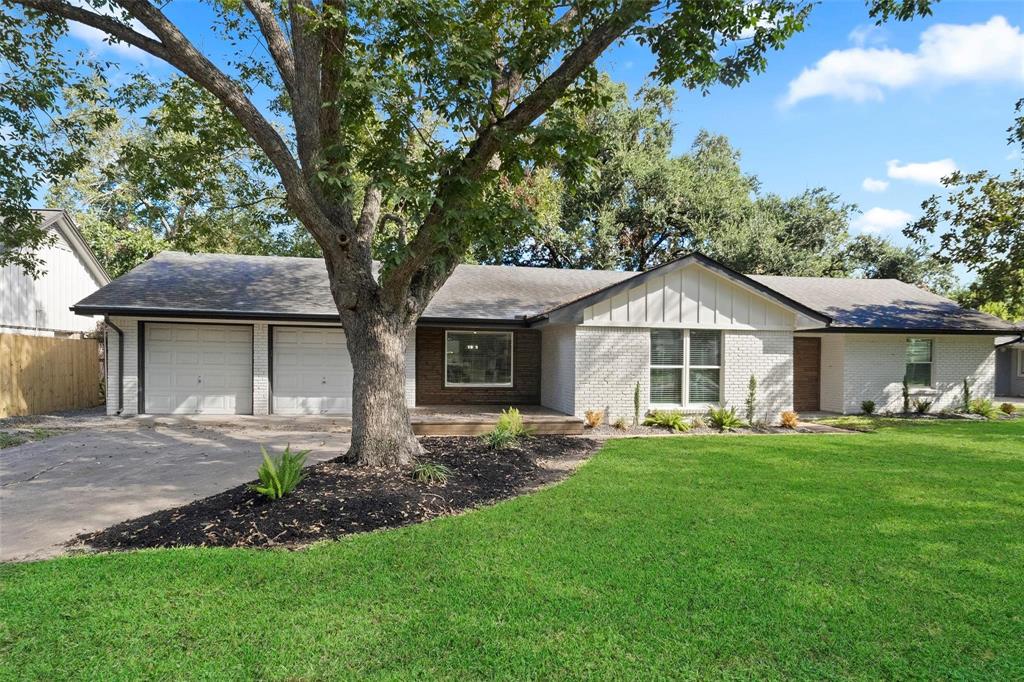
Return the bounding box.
[73,436,598,553]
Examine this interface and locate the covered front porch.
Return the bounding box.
[410,404,583,436]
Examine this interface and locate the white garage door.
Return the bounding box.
[144,323,253,415]
[272,327,353,415]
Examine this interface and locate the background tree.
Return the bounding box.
[3,0,933,466]
[905,98,1024,320]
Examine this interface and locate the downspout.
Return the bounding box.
[104,316,124,415]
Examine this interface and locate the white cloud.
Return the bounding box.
[861,177,889,192]
[784,16,1024,106]
[847,25,881,48]
[66,2,156,60]
[886,158,957,185]
[853,207,914,234]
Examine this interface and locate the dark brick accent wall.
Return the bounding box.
[793,336,821,412]
[416,327,541,405]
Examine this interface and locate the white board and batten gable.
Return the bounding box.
[566,258,828,331]
[0,210,110,337]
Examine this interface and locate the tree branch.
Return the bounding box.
[16,0,169,60]
[242,0,297,96]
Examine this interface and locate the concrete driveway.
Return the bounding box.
[0,415,351,562]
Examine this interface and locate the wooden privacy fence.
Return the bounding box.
[0,333,103,417]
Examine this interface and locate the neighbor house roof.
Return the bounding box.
[28,209,110,285]
[72,250,1020,333]
[748,275,1017,333]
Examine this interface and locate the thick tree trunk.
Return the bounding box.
[339,309,423,467]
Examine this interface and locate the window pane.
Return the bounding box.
[906,338,932,363]
[689,330,721,366]
[689,368,721,403]
[650,330,684,365]
[445,332,512,385]
[905,363,931,386]
[650,368,682,403]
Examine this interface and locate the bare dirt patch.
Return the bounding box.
[73,436,598,552]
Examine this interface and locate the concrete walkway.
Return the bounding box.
[0,418,350,563]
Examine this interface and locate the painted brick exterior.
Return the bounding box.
[841,334,996,413]
[540,325,575,415]
[722,330,794,422]
[253,323,269,415]
[415,327,540,405]
[818,334,845,413]
[573,326,649,421]
[106,316,139,415]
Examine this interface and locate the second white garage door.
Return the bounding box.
[272,327,353,415]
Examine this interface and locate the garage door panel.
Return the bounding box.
[273,327,352,415]
[144,323,253,415]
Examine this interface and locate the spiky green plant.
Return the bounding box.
[249,445,308,500]
[412,461,453,485]
[706,406,745,432]
[968,398,1000,420]
[643,410,690,433]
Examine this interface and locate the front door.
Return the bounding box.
[793,337,821,412]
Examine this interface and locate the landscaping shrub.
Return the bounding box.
[613,417,627,430]
[706,406,744,432]
[481,408,531,449]
[584,409,604,429]
[861,400,876,415]
[643,410,690,433]
[902,379,911,413]
[913,398,933,414]
[780,411,799,429]
[962,379,972,413]
[745,375,758,425]
[1000,402,1017,415]
[689,415,706,430]
[249,445,308,501]
[633,382,641,427]
[968,398,1000,420]
[412,461,452,485]
[480,427,519,450]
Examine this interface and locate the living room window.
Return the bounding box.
[905,338,933,386]
[445,331,513,387]
[649,329,722,406]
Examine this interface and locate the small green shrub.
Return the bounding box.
[412,461,452,485]
[643,410,690,433]
[613,417,627,430]
[745,375,758,425]
[496,407,530,438]
[861,400,876,415]
[968,398,1000,420]
[480,426,519,450]
[633,382,641,427]
[706,406,745,432]
[913,398,933,414]
[1000,402,1017,415]
[249,445,308,500]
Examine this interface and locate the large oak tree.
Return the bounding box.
[2,0,932,465]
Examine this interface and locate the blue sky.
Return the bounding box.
[61,1,1024,282]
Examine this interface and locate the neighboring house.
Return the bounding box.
[996,335,1024,398]
[1,209,110,337]
[72,251,1020,420]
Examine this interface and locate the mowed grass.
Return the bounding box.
[2,421,1023,680]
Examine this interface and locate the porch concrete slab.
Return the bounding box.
[0,419,350,563]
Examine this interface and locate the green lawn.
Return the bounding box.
[3,421,1023,679]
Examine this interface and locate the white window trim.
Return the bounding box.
[1017,348,1024,378]
[444,330,514,388]
[649,329,722,409]
[905,337,934,388]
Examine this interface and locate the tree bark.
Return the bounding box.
[338,307,423,467]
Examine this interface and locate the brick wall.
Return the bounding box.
[415,327,540,405]
[841,334,996,413]
[573,326,648,422]
[540,325,575,415]
[253,323,269,415]
[106,316,139,415]
[722,330,793,422]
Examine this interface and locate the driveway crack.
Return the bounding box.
[1,457,89,487]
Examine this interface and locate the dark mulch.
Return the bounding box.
[74,436,598,553]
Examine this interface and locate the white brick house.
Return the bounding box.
[73,251,1019,421]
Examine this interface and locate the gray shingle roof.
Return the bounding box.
[72,251,634,321]
[73,251,1019,333]
[749,275,1017,332]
